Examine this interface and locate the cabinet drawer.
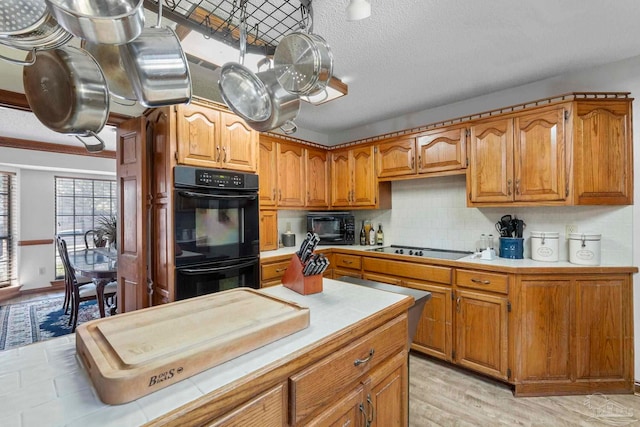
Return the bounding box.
[456,269,508,294]
[261,260,291,281]
[290,314,407,424]
[363,258,451,284]
[334,253,361,270]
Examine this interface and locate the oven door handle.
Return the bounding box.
[178,190,257,201]
[179,260,257,275]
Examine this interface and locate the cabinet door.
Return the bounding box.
[207,383,286,427]
[352,145,376,206]
[405,280,452,362]
[220,112,257,172]
[514,107,566,201]
[454,289,508,380]
[277,142,306,207]
[331,149,352,207]
[305,385,365,427]
[175,103,221,167]
[516,278,571,384]
[116,117,150,312]
[417,126,467,174]
[574,100,633,205]
[258,138,277,207]
[467,118,513,203]
[368,352,408,427]
[376,136,416,178]
[259,210,278,251]
[306,147,330,208]
[575,276,632,384]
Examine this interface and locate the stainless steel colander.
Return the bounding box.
[0,0,48,35]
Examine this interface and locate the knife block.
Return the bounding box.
[281,254,323,295]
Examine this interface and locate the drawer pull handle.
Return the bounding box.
[354,348,375,366]
[471,278,491,285]
[344,260,352,264]
[359,403,367,426]
[275,268,287,273]
[366,394,375,425]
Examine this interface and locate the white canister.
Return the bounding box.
[530,231,559,262]
[568,233,601,265]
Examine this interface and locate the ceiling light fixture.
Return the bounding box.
[346,0,371,21]
[303,76,348,105]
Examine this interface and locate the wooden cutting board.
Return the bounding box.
[75,288,309,405]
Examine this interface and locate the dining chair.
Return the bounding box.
[84,229,106,249]
[57,237,116,331]
[56,236,93,314]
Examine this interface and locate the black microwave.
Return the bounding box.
[307,212,355,245]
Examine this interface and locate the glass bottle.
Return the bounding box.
[368,224,376,245]
[359,220,366,246]
[376,224,384,245]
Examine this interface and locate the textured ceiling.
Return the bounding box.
[2,0,640,149]
[294,0,640,136]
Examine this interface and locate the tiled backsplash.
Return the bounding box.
[277,174,633,265]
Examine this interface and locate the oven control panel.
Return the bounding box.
[174,166,259,190]
[196,169,243,187]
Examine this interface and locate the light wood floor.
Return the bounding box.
[409,353,640,426]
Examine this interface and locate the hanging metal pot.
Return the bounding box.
[218,17,299,134]
[44,0,145,45]
[23,45,109,152]
[83,41,137,102]
[119,0,191,107]
[272,5,333,97]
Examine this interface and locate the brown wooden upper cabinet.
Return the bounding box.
[258,135,330,209]
[573,100,633,205]
[376,125,467,179]
[467,104,568,205]
[332,145,382,208]
[175,101,257,173]
[467,98,632,206]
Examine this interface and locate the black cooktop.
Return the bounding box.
[366,245,473,260]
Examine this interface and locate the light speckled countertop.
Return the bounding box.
[0,280,410,427]
[262,245,636,269]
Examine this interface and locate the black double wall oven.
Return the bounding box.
[174,166,259,300]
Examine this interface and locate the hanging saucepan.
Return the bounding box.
[272,5,333,97]
[119,0,191,107]
[23,46,109,152]
[83,41,137,103]
[218,18,299,134]
[0,3,72,66]
[44,0,144,45]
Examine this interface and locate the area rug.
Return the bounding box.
[0,297,106,351]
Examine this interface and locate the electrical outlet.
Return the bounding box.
[38,267,46,275]
[565,224,577,237]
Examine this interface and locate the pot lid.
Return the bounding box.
[218,62,272,123]
[273,32,321,94]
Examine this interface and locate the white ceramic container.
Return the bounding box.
[568,233,601,265]
[530,231,559,262]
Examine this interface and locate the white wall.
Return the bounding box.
[0,147,116,291]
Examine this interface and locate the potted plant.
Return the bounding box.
[96,215,117,250]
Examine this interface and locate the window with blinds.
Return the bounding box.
[54,177,117,278]
[0,172,16,288]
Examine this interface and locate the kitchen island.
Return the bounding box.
[0,279,414,427]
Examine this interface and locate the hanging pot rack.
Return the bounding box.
[142,0,310,55]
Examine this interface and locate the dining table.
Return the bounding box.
[68,247,117,317]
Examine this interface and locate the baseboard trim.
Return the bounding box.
[0,285,21,303]
[20,281,65,295]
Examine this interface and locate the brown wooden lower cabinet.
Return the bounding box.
[332,251,635,396]
[206,383,287,427]
[512,274,634,396]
